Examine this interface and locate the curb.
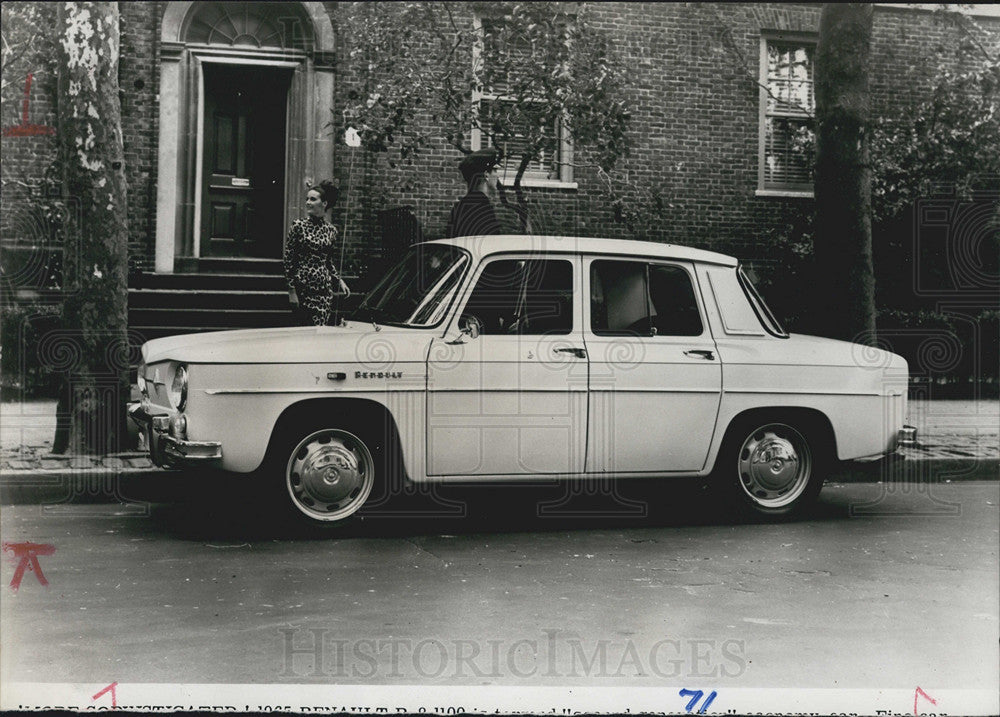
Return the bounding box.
[1,456,997,506]
[0,466,219,506]
[826,455,1000,483]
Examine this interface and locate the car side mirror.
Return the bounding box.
[446,315,481,345]
[460,315,482,340]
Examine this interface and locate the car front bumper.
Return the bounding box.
[128,402,222,468]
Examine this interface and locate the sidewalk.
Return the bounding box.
[1,399,997,505]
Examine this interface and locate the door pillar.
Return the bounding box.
[154,42,184,273]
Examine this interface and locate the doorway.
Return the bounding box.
[199,64,292,258]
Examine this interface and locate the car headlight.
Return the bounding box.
[170,364,188,412]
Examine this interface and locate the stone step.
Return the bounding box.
[131,271,288,292]
[129,288,292,310]
[174,257,284,275]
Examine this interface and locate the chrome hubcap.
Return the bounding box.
[286,429,374,521]
[737,424,811,508]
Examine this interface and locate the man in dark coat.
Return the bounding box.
[446,148,503,238]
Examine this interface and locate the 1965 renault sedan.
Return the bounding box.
[129,235,915,525]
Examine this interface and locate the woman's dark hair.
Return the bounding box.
[311,179,339,207]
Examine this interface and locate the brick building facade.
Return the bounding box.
[2,2,997,339]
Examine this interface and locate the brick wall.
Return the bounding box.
[329,2,998,280]
[2,2,996,282]
[1,2,162,276]
[1,1,61,272]
[117,1,162,275]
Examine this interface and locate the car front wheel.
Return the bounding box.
[283,427,376,524]
[716,420,824,518]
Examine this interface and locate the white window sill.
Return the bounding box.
[500,177,578,190]
[755,188,814,198]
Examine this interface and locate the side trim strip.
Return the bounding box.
[586,388,719,394]
[723,389,881,396]
[419,470,708,482]
[203,388,427,395]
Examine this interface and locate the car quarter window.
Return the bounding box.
[461,258,574,335]
[590,260,703,336]
[705,265,767,336]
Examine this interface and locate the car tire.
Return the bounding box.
[266,422,383,529]
[713,417,826,519]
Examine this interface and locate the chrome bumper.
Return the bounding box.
[897,425,918,447]
[128,402,222,468]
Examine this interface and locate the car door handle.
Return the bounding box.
[684,349,715,360]
[554,347,587,359]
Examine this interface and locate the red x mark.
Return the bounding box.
[914,686,937,716]
[2,542,56,591]
[1,74,56,137]
[92,681,118,708]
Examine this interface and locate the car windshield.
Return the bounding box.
[351,244,471,327]
[738,266,789,338]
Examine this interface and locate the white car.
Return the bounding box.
[129,235,915,525]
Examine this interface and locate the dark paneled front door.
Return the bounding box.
[200,64,291,258]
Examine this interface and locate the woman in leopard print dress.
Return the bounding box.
[284,180,350,326]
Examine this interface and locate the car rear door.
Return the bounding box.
[584,257,722,473]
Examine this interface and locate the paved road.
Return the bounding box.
[1,482,997,694]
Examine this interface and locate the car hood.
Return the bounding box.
[140,322,436,364]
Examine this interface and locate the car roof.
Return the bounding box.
[422,235,739,267]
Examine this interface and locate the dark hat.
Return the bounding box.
[459,148,502,184]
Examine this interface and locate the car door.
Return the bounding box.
[426,255,588,477]
[584,257,722,473]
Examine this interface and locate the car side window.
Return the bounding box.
[591,260,648,334]
[591,260,702,336]
[462,259,573,335]
[649,264,703,336]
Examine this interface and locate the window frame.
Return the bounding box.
[456,255,576,336]
[756,31,817,198]
[738,265,789,339]
[470,15,576,189]
[587,258,707,339]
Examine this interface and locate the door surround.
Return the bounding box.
[155,2,335,272]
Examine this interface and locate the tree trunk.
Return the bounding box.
[53,2,129,454]
[497,153,533,233]
[813,3,876,344]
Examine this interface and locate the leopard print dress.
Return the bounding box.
[283,215,343,326]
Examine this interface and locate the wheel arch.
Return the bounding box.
[262,397,410,481]
[711,406,838,474]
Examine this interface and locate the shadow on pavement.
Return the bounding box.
[101,472,857,543]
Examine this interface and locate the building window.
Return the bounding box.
[471,17,573,187]
[184,1,312,51]
[758,35,815,195]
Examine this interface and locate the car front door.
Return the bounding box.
[426,255,587,477]
[584,257,722,473]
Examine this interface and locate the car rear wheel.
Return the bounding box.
[716,419,825,518]
[282,427,376,525]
